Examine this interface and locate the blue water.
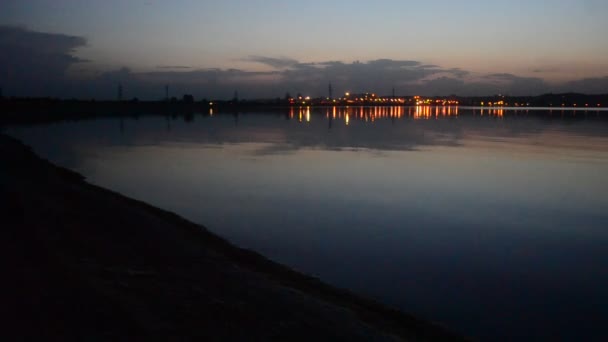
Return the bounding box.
[6,107,608,341]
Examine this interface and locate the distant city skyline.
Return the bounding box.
[1,0,608,99]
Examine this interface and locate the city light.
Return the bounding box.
[278,91,607,108]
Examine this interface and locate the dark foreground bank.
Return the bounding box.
[0,134,466,341]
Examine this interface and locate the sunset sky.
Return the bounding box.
[2,0,608,99]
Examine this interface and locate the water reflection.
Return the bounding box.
[285,105,505,124]
[8,107,608,161]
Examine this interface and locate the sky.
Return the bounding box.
[1,0,608,99]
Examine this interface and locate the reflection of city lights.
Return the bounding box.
[286,104,466,122]
[209,108,213,115]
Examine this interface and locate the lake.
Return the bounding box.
[5,106,608,341]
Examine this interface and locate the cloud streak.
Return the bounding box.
[244,55,299,69]
[156,65,192,70]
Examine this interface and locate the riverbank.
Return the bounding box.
[1,133,466,341]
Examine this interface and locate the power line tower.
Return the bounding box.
[165,84,169,101]
[328,82,333,99]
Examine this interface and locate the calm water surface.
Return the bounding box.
[6,107,608,341]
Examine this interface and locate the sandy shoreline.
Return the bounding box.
[1,133,466,341]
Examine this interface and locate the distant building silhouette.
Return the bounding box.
[117,83,123,101]
[183,94,194,103]
[233,90,239,102]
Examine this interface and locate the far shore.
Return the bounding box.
[1,99,606,128]
[1,133,466,341]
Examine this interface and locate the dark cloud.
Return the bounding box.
[558,76,608,94]
[408,77,467,96]
[447,68,470,78]
[366,59,421,68]
[453,73,549,96]
[404,72,553,97]
[532,68,559,73]
[0,25,86,55]
[265,58,462,97]
[156,65,192,70]
[0,25,87,96]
